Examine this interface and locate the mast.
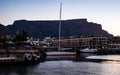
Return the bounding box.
[58,2,62,51]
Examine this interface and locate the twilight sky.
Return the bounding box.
[0,0,120,36]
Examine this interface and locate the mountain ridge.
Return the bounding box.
[0,19,113,39]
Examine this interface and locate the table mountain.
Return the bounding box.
[0,19,113,39]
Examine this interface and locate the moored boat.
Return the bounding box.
[0,49,41,64]
[0,42,46,64]
[80,48,98,53]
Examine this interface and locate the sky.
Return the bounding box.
[0,0,120,36]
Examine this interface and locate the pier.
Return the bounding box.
[46,52,76,60]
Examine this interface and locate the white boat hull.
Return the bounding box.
[80,48,98,53]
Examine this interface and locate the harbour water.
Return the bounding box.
[0,53,120,75]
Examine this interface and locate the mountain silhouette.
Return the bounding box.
[0,19,113,39]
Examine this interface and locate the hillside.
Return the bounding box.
[0,19,113,39]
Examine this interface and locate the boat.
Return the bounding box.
[0,41,46,64]
[60,48,72,51]
[80,48,98,53]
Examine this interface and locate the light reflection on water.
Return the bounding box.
[101,60,120,64]
[0,54,120,75]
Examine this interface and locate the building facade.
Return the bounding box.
[51,36,108,49]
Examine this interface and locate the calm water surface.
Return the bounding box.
[0,54,120,75]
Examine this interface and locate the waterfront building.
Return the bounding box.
[51,36,108,49]
[108,44,120,50]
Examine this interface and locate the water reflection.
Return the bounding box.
[0,61,120,75]
[0,53,120,75]
[0,64,38,75]
[101,60,120,64]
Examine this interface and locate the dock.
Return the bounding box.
[46,52,76,60]
[47,52,76,56]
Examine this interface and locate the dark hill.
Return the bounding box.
[0,24,6,35]
[0,19,113,39]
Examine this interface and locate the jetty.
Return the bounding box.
[46,52,76,60]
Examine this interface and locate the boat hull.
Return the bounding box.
[80,48,98,53]
[0,49,41,64]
